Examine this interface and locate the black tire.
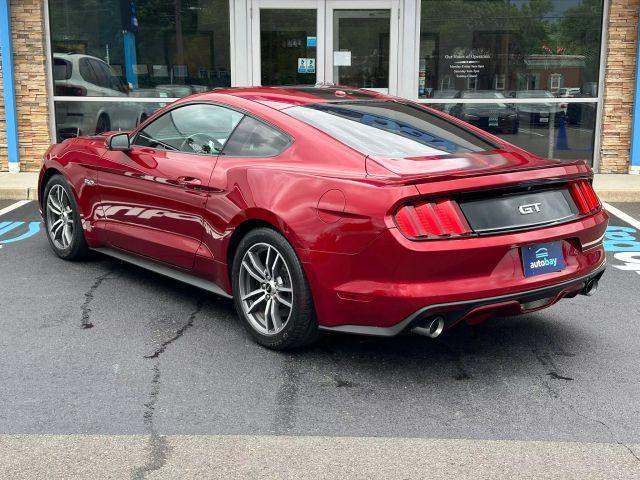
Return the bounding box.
[232,227,319,350]
[95,114,111,135]
[43,174,89,261]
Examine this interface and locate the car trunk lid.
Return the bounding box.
[365,148,584,183]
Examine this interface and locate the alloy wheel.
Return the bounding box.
[238,242,294,336]
[46,184,75,250]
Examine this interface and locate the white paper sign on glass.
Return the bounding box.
[333,51,352,67]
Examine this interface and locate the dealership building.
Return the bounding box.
[0,0,638,174]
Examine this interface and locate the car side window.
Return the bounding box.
[222,116,291,157]
[133,104,243,155]
[89,59,110,89]
[79,58,98,86]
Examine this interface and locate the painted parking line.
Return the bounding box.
[518,128,544,137]
[0,201,41,248]
[0,200,31,217]
[603,202,640,230]
[602,203,640,276]
[0,222,41,244]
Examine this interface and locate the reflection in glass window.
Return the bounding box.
[134,104,243,154]
[418,0,604,99]
[48,0,231,98]
[437,101,596,163]
[223,117,292,157]
[286,101,495,156]
[54,101,168,141]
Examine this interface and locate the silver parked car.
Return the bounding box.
[53,53,145,140]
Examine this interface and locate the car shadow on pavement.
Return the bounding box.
[100,253,587,387]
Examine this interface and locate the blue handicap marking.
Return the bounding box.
[604,225,640,252]
[605,225,640,276]
[0,221,42,245]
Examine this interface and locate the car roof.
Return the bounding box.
[190,85,390,110]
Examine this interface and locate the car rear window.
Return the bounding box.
[53,58,72,80]
[285,101,495,156]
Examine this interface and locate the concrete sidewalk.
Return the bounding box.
[1,171,640,202]
[2,434,639,480]
[0,172,39,201]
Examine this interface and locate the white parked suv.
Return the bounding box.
[53,53,145,141]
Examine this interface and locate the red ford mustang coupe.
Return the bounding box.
[39,86,607,349]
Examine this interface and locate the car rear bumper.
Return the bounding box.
[318,263,605,336]
[304,209,608,335]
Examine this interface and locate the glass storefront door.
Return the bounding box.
[251,0,324,86]
[251,0,398,94]
[258,8,320,86]
[325,1,398,94]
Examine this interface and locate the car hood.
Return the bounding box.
[365,148,590,185]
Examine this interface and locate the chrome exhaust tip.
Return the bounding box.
[581,278,599,297]
[412,316,445,339]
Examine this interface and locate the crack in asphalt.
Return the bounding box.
[131,363,171,480]
[273,356,301,433]
[533,334,640,464]
[144,299,204,359]
[131,298,204,480]
[546,371,574,381]
[80,264,117,329]
[541,381,640,464]
[534,350,574,382]
[437,339,472,381]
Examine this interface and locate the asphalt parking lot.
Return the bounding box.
[1,199,639,478]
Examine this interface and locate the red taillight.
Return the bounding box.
[395,199,472,239]
[55,85,87,96]
[569,180,600,215]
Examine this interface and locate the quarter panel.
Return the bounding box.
[41,138,107,245]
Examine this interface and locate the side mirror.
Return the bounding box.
[107,132,130,151]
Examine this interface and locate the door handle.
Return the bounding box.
[176,176,202,187]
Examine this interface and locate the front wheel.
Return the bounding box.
[43,175,89,260]
[232,228,318,350]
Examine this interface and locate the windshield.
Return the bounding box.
[285,101,495,157]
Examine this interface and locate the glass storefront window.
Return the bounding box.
[49,0,231,96]
[418,0,604,99]
[49,0,231,138]
[433,101,597,162]
[54,101,168,141]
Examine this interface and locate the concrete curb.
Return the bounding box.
[595,191,640,202]
[0,188,38,201]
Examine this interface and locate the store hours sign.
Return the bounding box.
[445,48,491,81]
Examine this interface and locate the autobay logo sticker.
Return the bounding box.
[529,247,558,269]
[0,221,42,247]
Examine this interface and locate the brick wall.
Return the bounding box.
[600,0,639,173]
[0,0,51,172]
